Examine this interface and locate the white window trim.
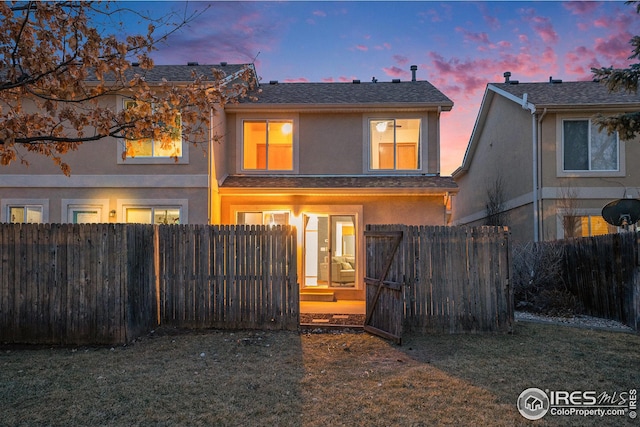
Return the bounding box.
[1,199,49,223]
[116,96,190,165]
[62,199,110,223]
[235,209,292,225]
[236,114,299,174]
[556,115,624,177]
[117,199,189,224]
[364,114,425,174]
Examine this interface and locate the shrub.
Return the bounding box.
[512,241,583,316]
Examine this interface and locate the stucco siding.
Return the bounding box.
[453,93,533,228]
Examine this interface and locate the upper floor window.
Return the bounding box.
[563,119,618,172]
[369,119,421,170]
[242,120,293,171]
[123,100,183,159]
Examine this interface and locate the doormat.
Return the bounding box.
[300,313,365,326]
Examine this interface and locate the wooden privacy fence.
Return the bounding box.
[0,223,156,345]
[538,232,639,330]
[157,225,298,330]
[0,223,298,345]
[366,225,513,334]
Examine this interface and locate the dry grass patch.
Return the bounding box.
[1,322,638,426]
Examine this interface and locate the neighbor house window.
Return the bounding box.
[8,205,43,223]
[236,211,290,226]
[242,120,293,171]
[123,100,182,158]
[125,207,181,224]
[563,119,618,172]
[63,199,109,223]
[563,215,616,238]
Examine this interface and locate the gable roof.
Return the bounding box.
[227,80,453,112]
[491,80,640,109]
[84,63,255,84]
[453,80,640,178]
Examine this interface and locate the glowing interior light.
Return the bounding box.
[281,123,293,134]
[375,121,388,132]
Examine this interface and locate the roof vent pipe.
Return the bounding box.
[504,71,511,83]
[410,65,418,82]
[549,76,562,84]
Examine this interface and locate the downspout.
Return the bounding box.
[536,108,547,241]
[522,94,540,241]
[436,106,442,175]
[208,107,213,224]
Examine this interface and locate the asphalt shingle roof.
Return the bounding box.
[220,175,457,190]
[242,80,454,108]
[86,63,250,83]
[492,80,640,107]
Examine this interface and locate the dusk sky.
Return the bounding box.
[121,1,640,175]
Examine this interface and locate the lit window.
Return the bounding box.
[8,206,43,223]
[563,215,617,238]
[126,207,181,224]
[370,119,420,170]
[243,120,293,170]
[124,100,182,158]
[563,119,618,172]
[237,211,290,226]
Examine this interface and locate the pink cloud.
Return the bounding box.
[594,34,634,65]
[484,14,500,31]
[393,55,409,65]
[374,43,392,51]
[456,27,491,45]
[312,10,326,17]
[382,66,405,78]
[531,17,559,44]
[563,1,601,15]
[519,8,559,44]
[283,77,310,83]
[354,44,368,52]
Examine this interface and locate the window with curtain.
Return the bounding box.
[563,119,618,172]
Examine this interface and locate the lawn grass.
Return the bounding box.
[1,321,638,426]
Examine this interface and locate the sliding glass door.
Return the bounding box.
[304,214,356,288]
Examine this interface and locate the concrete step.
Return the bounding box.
[300,292,335,302]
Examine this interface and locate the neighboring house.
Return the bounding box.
[452,74,640,243]
[0,63,457,302]
[0,63,250,226]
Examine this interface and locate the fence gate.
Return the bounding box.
[364,230,404,344]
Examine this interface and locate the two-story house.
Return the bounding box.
[452,74,640,242]
[0,63,457,302]
[214,69,457,301]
